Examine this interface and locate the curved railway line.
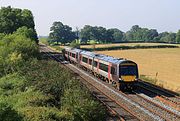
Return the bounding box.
[40,44,180,121]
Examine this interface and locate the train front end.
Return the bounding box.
[119,61,138,90]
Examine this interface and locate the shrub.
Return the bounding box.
[0,73,25,95]
[0,31,39,76]
[62,79,106,121]
[19,106,63,121]
[140,75,158,85]
[0,101,23,121]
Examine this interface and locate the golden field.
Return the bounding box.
[80,43,179,49]
[97,48,180,92]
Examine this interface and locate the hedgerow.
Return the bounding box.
[83,44,179,51]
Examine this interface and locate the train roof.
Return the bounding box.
[80,50,96,57]
[65,46,136,65]
[64,46,82,53]
[94,54,127,64]
[80,49,129,64]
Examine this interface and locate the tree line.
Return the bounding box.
[49,22,180,44]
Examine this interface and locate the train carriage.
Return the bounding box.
[64,47,82,64]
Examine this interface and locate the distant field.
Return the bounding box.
[81,43,180,49]
[97,48,180,92]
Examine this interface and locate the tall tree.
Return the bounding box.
[0,6,35,33]
[176,30,180,43]
[159,32,176,43]
[106,29,114,42]
[147,29,158,41]
[125,25,158,41]
[108,28,124,42]
[93,26,107,43]
[49,22,76,44]
[0,6,38,43]
[80,25,94,43]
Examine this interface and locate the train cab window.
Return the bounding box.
[99,63,108,72]
[111,67,116,74]
[93,61,98,67]
[82,57,88,63]
[89,59,92,65]
[120,65,137,76]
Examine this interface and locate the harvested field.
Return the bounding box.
[97,48,180,92]
[81,43,179,49]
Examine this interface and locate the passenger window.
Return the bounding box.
[82,57,88,63]
[93,61,98,67]
[99,63,108,72]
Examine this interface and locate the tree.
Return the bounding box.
[0,6,35,34]
[176,30,180,43]
[146,29,158,41]
[0,6,38,43]
[125,25,159,42]
[159,32,176,43]
[108,28,124,42]
[92,26,107,43]
[106,29,114,42]
[125,31,134,41]
[0,33,5,40]
[13,26,38,43]
[80,25,94,43]
[49,22,76,45]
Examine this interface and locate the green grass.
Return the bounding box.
[140,75,158,85]
[50,45,63,51]
[39,37,49,45]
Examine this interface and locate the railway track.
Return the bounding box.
[137,80,180,111]
[128,91,180,121]
[40,44,180,121]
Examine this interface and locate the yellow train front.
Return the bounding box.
[118,60,139,90]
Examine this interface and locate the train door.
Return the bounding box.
[76,52,78,62]
[92,57,95,71]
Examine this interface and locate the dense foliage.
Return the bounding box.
[0,6,38,43]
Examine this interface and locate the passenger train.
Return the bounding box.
[63,47,139,91]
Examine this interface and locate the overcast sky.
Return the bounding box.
[1,0,180,36]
